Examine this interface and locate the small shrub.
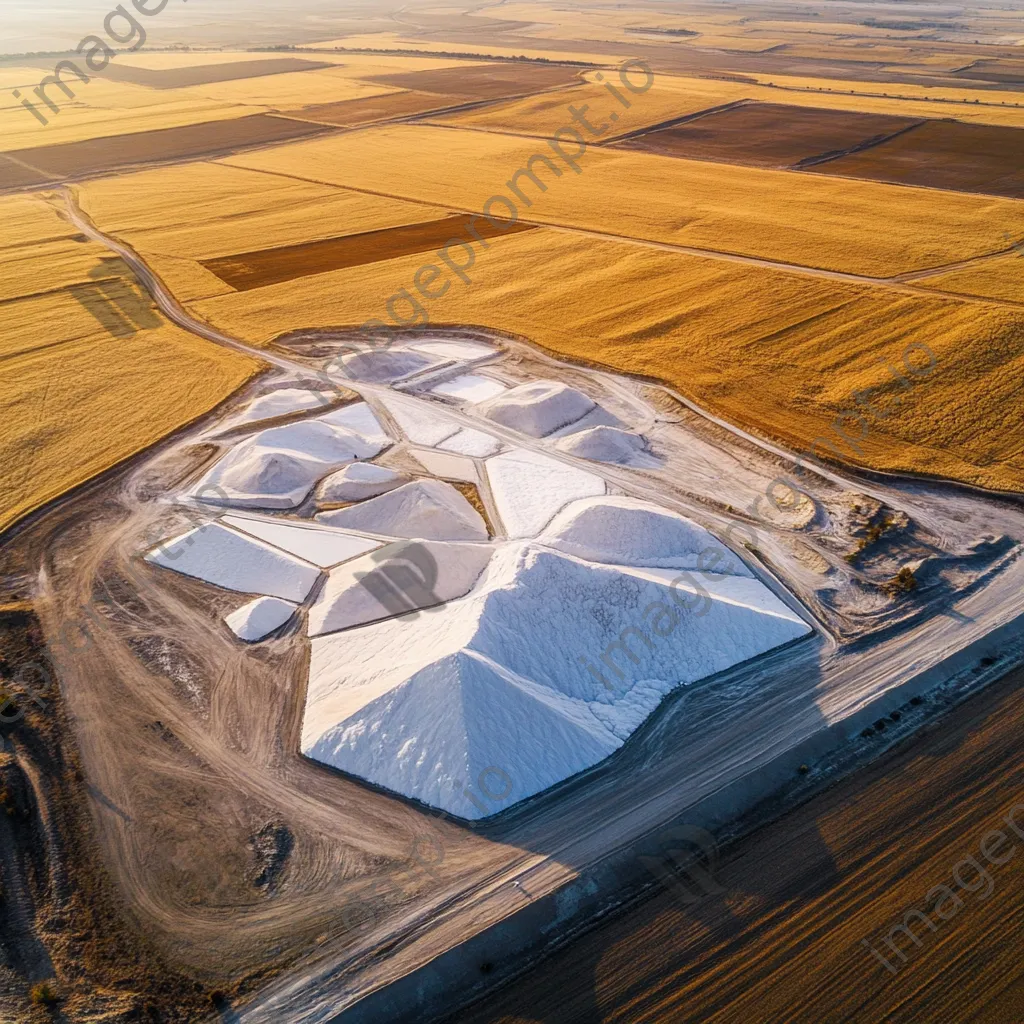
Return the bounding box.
[30,981,59,1006]
[873,719,887,731]
[883,567,917,596]
[479,961,494,974]
[798,764,810,775]
[861,727,874,738]
[890,711,901,722]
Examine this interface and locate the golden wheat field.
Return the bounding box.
[0,194,259,534]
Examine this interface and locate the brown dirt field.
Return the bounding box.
[5,114,330,182]
[0,154,49,189]
[35,56,334,90]
[816,120,1024,198]
[287,89,456,126]
[362,62,585,99]
[201,213,537,291]
[452,660,1024,1024]
[955,60,1024,85]
[0,605,214,1022]
[616,102,923,168]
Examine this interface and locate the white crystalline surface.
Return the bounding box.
[556,425,656,466]
[410,338,495,362]
[317,463,406,503]
[221,515,381,568]
[302,539,810,819]
[486,448,605,538]
[438,428,503,458]
[194,419,388,509]
[539,496,753,576]
[316,479,488,541]
[378,393,461,447]
[479,380,595,437]
[225,596,297,641]
[232,388,334,426]
[317,402,391,447]
[147,522,320,602]
[340,347,443,382]
[308,541,493,636]
[411,449,479,484]
[430,374,507,404]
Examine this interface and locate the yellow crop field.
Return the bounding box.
[223,124,1024,277]
[917,253,1024,303]
[182,227,1024,491]
[430,72,748,137]
[0,194,259,535]
[75,162,448,260]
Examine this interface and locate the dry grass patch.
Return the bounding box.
[186,228,1024,492]
[223,123,1024,276]
[917,252,1024,303]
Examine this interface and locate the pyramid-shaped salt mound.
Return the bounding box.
[303,541,809,818]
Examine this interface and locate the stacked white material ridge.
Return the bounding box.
[316,479,488,541]
[479,380,596,437]
[556,426,655,466]
[221,515,381,567]
[430,374,507,404]
[147,522,320,602]
[308,541,493,636]
[318,463,406,503]
[539,496,753,576]
[340,347,442,382]
[230,388,334,427]
[225,596,297,641]
[317,401,391,448]
[194,419,387,509]
[302,539,810,819]
[486,448,604,538]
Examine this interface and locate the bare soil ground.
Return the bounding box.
[0,604,216,1023]
[68,57,335,90]
[201,214,537,290]
[450,659,1024,1024]
[362,62,586,99]
[615,102,922,168]
[287,90,460,126]
[816,120,1024,198]
[5,114,330,183]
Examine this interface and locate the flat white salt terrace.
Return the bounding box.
[317,401,391,447]
[438,428,503,458]
[429,374,507,404]
[221,515,382,568]
[410,338,496,362]
[486,448,605,538]
[376,393,462,447]
[147,522,320,602]
[410,449,479,484]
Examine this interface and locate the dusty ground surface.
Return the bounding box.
[448,658,1024,1024]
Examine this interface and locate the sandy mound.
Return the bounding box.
[303,541,809,818]
[539,496,753,576]
[147,522,320,602]
[316,479,488,541]
[317,463,406,503]
[556,425,655,466]
[308,541,493,636]
[225,596,297,641]
[478,380,595,437]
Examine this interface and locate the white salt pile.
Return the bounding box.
[479,380,595,437]
[231,388,334,426]
[302,538,809,819]
[430,374,507,404]
[377,393,462,447]
[539,496,752,576]
[147,522,320,602]
[317,463,406,503]
[225,596,297,641]
[485,448,604,538]
[556,425,656,466]
[307,541,493,636]
[316,479,488,541]
[410,338,495,362]
[221,515,381,568]
[340,347,442,382]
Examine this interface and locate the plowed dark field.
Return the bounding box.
[289,90,453,127]
[363,62,585,99]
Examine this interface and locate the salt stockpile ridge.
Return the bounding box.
[229,388,336,427]
[317,463,406,503]
[302,540,810,819]
[308,541,493,636]
[316,479,488,541]
[225,596,297,641]
[556,425,656,467]
[221,515,381,568]
[539,496,754,576]
[479,380,596,438]
[340,347,444,382]
[147,522,320,602]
